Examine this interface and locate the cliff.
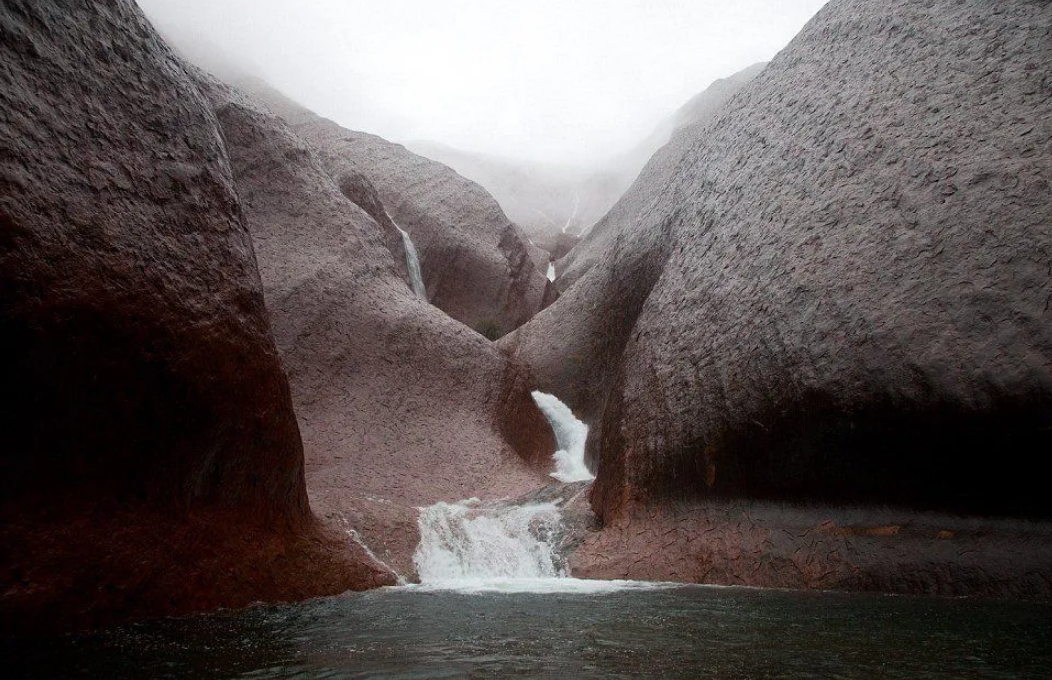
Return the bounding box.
[0,0,385,632]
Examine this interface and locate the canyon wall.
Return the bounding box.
[246,85,552,339]
[497,66,766,444]
[196,75,554,579]
[0,0,384,631]
[508,0,1051,594]
[591,0,1052,520]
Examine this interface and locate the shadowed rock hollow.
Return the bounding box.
[242,83,554,340]
[194,74,555,579]
[0,0,387,632]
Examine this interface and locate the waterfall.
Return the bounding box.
[530,391,594,483]
[546,260,556,282]
[385,210,426,298]
[397,226,427,299]
[409,391,605,591]
[413,499,567,583]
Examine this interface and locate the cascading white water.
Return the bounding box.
[546,260,556,282]
[409,392,604,591]
[413,498,567,583]
[530,391,594,483]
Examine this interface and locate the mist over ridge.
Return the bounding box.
[136,0,829,169]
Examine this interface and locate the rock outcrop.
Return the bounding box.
[510,0,1052,594]
[497,66,766,442]
[0,0,384,632]
[243,85,552,339]
[590,0,1052,521]
[195,75,555,579]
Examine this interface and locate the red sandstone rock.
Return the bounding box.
[0,0,384,632]
[569,500,1052,599]
[507,0,1052,526]
[503,0,1052,598]
[591,0,1052,521]
[498,63,768,443]
[195,75,554,579]
[242,83,550,339]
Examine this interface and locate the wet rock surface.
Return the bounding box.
[592,0,1052,520]
[197,75,554,580]
[0,0,382,632]
[244,84,550,338]
[571,500,1052,599]
[498,63,767,444]
[507,0,1052,595]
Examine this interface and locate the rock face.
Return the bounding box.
[407,141,625,252]
[195,75,555,579]
[570,500,1052,599]
[0,0,384,632]
[509,0,1052,593]
[244,85,552,339]
[590,0,1052,521]
[497,65,766,441]
[556,62,767,292]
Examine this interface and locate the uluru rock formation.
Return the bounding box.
[497,65,766,439]
[194,74,554,579]
[242,84,553,339]
[4,0,1052,635]
[510,0,1052,593]
[0,0,387,632]
[555,62,767,293]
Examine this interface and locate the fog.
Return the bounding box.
[138,0,828,167]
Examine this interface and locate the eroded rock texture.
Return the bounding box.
[0,0,384,632]
[509,0,1051,561]
[592,0,1052,521]
[555,62,767,292]
[196,75,554,579]
[497,66,765,445]
[571,501,1052,599]
[241,84,552,339]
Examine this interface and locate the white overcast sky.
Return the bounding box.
[138,0,829,166]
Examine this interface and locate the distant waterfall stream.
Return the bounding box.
[387,210,426,298]
[412,392,609,591]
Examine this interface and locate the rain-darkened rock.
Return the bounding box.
[244,84,550,339]
[591,0,1052,521]
[196,74,554,579]
[0,0,384,632]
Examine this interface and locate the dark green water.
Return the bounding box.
[6,585,1052,678]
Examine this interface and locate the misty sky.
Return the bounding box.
[138,0,829,167]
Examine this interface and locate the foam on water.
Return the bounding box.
[413,498,568,584]
[402,577,675,594]
[411,393,609,593]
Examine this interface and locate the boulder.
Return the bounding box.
[0,0,382,632]
[195,75,554,579]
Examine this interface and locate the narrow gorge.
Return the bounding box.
[2,0,1051,675]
